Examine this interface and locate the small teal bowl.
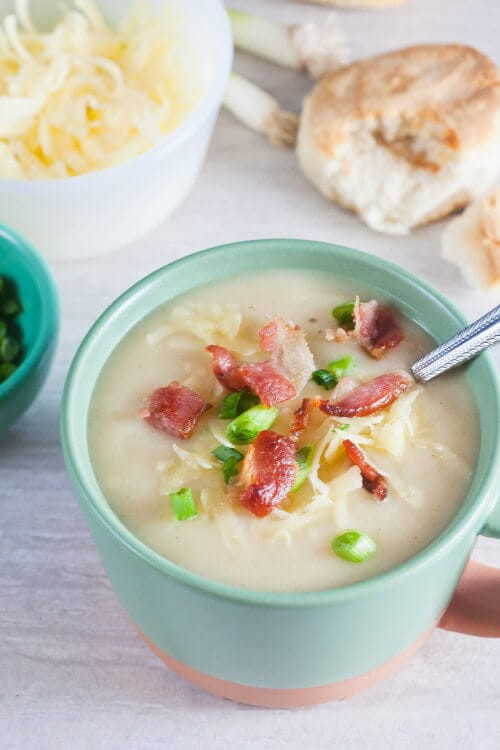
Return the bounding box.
[0,224,59,434]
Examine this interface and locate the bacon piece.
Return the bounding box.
[369,306,404,359]
[259,316,315,392]
[206,345,247,391]
[206,345,296,407]
[140,381,211,439]
[320,373,412,418]
[289,377,358,440]
[289,396,320,441]
[353,298,404,359]
[238,430,298,517]
[343,439,387,500]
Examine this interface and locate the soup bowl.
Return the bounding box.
[0,0,232,261]
[0,224,59,434]
[61,239,500,707]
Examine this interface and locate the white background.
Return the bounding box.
[2,0,500,747]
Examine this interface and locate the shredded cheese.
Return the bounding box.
[0,0,204,179]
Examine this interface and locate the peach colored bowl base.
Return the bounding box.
[137,626,435,708]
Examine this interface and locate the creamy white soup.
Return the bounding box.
[89,271,478,592]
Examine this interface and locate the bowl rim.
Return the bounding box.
[0,0,232,190]
[61,239,500,608]
[0,223,59,400]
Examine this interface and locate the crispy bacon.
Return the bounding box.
[353,298,404,359]
[320,373,412,418]
[140,381,211,439]
[238,430,297,517]
[343,439,387,500]
[258,316,315,392]
[206,345,296,407]
[289,376,358,440]
[289,396,320,441]
[290,373,411,438]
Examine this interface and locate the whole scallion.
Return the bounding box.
[226,404,278,445]
[332,531,377,563]
[227,8,349,79]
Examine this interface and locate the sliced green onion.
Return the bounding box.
[332,301,355,330]
[312,368,337,390]
[222,456,242,485]
[223,72,299,148]
[291,445,315,492]
[212,445,244,463]
[0,362,16,382]
[226,404,278,445]
[169,488,198,521]
[337,423,350,431]
[219,389,259,419]
[328,354,354,380]
[227,8,349,79]
[212,445,245,484]
[332,531,376,563]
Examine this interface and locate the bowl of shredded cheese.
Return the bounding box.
[0,0,232,259]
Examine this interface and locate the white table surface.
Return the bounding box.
[2,1,500,747]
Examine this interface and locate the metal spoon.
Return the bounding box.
[411,304,500,382]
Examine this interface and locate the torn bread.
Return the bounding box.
[441,188,500,291]
[296,45,500,235]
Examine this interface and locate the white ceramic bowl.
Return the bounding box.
[0,0,232,260]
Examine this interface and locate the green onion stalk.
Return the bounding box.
[223,72,299,148]
[227,8,350,79]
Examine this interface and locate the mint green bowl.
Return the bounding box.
[0,225,59,434]
[61,240,500,707]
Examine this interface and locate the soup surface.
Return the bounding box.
[89,271,478,592]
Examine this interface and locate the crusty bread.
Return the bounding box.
[305,1,405,6]
[296,45,500,234]
[441,188,500,291]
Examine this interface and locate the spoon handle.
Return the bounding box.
[411,304,500,382]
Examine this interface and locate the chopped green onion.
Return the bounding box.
[337,423,350,431]
[291,445,315,492]
[212,445,245,484]
[328,354,354,381]
[219,389,259,419]
[169,488,198,521]
[0,336,19,363]
[222,456,242,485]
[212,445,244,463]
[226,404,278,445]
[332,301,355,329]
[332,531,377,563]
[0,363,16,382]
[312,368,337,390]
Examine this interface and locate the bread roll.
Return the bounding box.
[297,45,500,234]
[441,189,500,291]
